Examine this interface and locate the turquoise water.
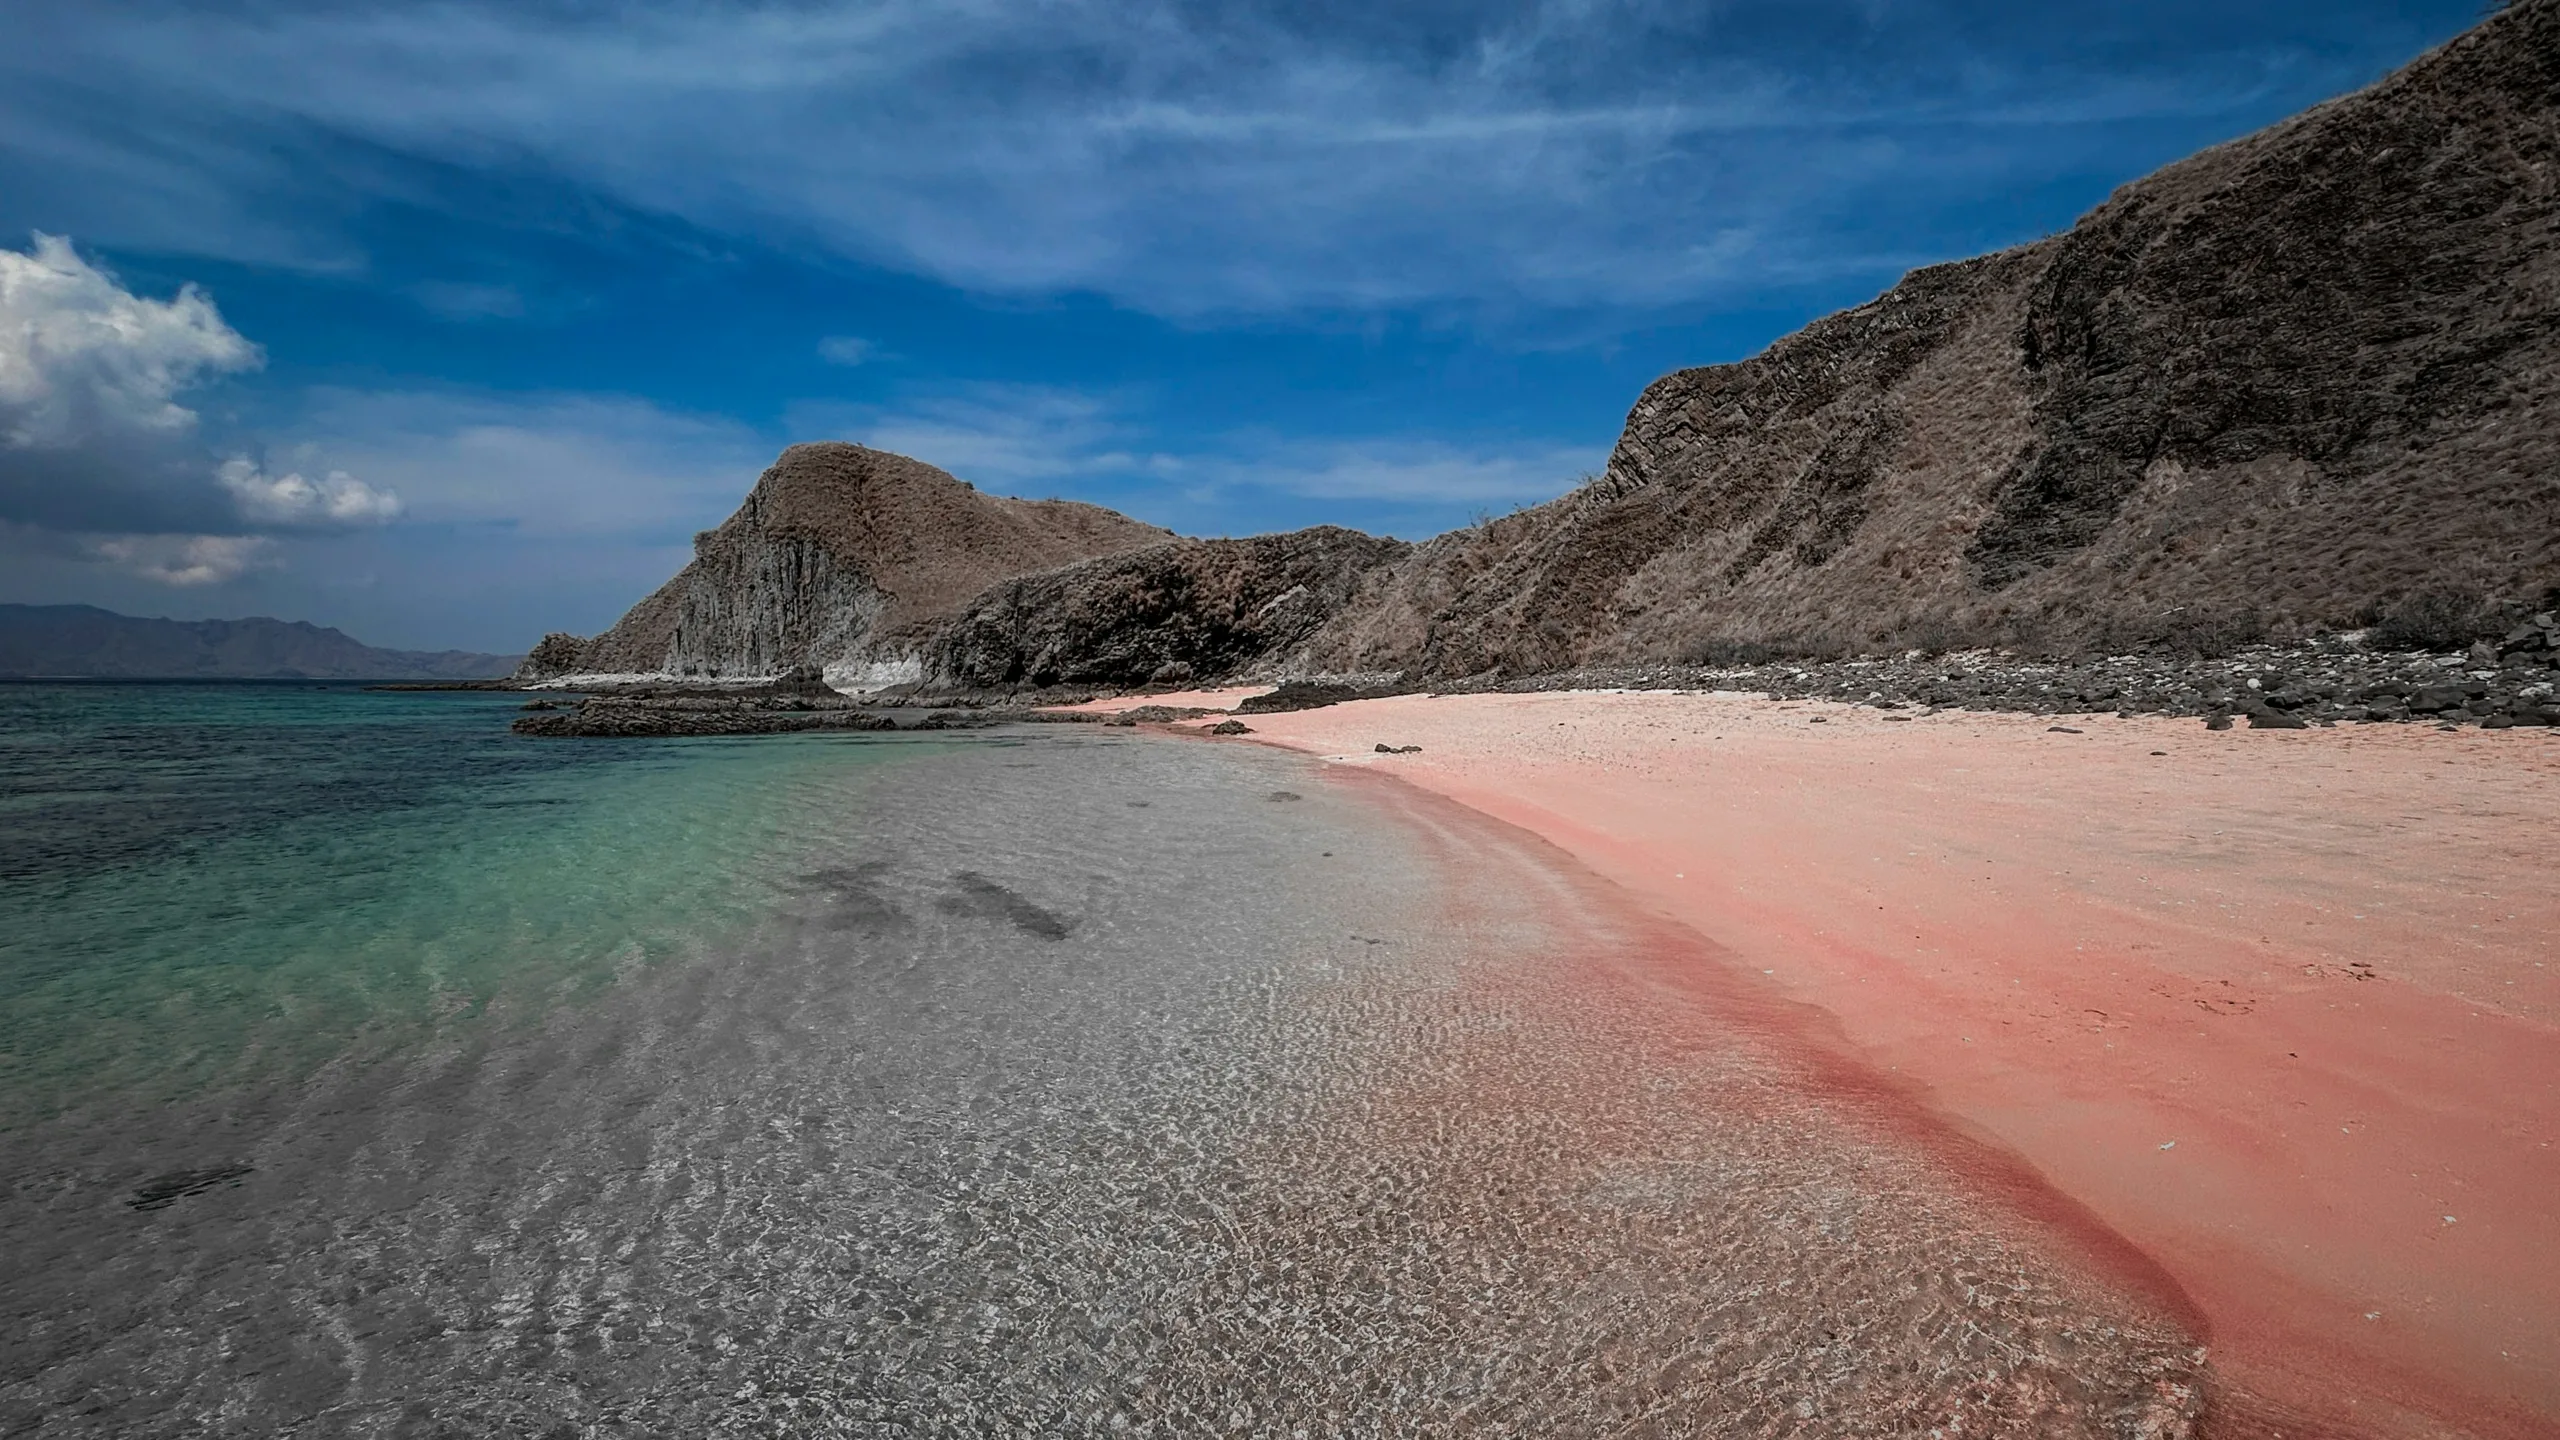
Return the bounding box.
[0,682,920,1126]
[0,688,2212,1435]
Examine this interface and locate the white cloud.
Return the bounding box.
[218,458,402,526]
[291,389,773,540]
[0,234,405,564]
[1220,441,1602,506]
[816,335,873,366]
[83,532,276,586]
[0,232,258,450]
[3,388,784,644]
[804,385,1166,489]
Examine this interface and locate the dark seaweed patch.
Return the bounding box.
[937,872,1073,941]
[792,862,908,933]
[127,1164,253,1211]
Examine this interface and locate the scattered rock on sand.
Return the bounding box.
[1373,743,1422,754]
[1209,720,1254,735]
[1498,630,2560,733]
[1236,680,1406,715]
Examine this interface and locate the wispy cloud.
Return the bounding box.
[801,385,1168,491]
[291,389,773,541]
[410,280,526,321]
[1214,442,1601,508]
[0,0,2433,319]
[81,532,277,586]
[793,382,1599,533]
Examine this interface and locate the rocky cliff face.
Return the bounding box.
[926,527,1411,689]
[562,3,2558,694]
[575,443,1171,679]
[1303,0,2560,679]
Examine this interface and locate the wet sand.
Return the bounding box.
[6,729,2222,1436]
[1208,691,2560,1438]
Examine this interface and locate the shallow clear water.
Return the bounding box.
[0,685,2210,1437]
[0,682,926,1126]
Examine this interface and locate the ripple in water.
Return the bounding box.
[0,690,2211,1436]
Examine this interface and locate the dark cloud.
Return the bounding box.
[0,438,243,536]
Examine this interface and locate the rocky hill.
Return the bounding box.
[0,604,518,680]
[927,527,1411,690]
[563,2,2557,696]
[573,443,1173,681]
[1299,0,2560,679]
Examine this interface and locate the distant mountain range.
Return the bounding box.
[0,605,521,680]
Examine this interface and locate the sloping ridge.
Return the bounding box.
[1302,0,2560,679]
[578,443,1174,677]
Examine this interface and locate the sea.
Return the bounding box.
[0,682,920,1127]
[0,682,2208,1437]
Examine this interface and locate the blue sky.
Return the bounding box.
[0,0,2485,653]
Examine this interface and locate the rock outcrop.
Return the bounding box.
[510,632,590,682]
[574,443,1171,679]
[926,527,1411,689]
[1300,0,2560,678]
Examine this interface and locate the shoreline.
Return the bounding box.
[4,715,2230,1434]
[1147,689,2560,1438]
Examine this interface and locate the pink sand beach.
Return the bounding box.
[1096,690,2560,1437]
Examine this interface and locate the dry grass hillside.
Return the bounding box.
[1302,0,2560,679]
[577,444,1170,675]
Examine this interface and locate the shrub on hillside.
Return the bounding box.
[2369,588,2500,652]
